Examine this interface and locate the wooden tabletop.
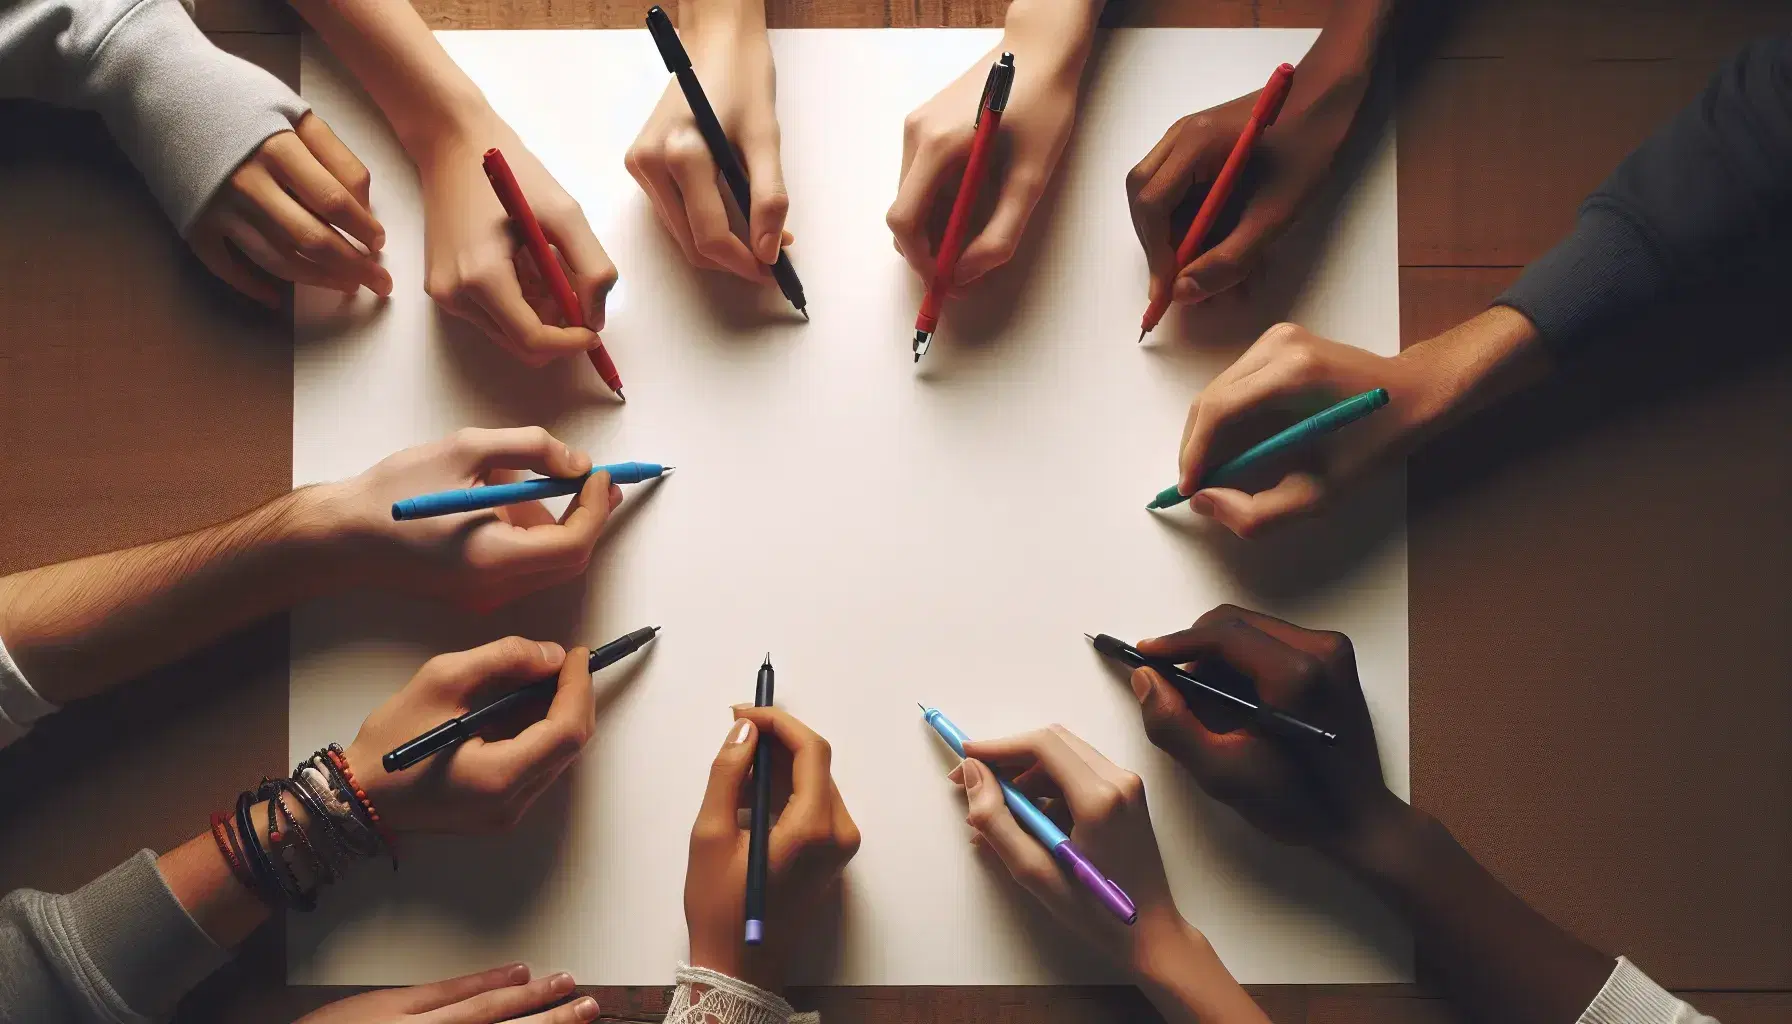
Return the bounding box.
[0,1,1787,1021]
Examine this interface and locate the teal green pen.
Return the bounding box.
[1147,388,1389,511]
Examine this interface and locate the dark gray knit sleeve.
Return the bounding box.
[1496,36,1792,353]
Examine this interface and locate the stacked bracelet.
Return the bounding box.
[208,743,402,912]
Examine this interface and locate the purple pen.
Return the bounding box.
[921,705,1137,925]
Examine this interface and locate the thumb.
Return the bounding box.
[1175,202,1287,304]
[1131,667,1228,780]
[743,128,790,265]
[695,717,758,836]
[1192,474,1323,540]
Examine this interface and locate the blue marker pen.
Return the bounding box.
[920,705,1137,925]
[391,462,673,520]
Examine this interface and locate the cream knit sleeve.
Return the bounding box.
[665,964,820,1024]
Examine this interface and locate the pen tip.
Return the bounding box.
[661,466,676,474]
[800,308,810,322]
[651,625,662,633]
[616,389,627,402]
[1137,329,1147,344]
[762,652,772,667]
[1084,633,1096,642]
[913,352,920,363]
[917,702,927,712]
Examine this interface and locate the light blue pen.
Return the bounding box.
[390,462,673,521]
[920,705,1137,925]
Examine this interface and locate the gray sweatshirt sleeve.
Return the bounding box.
[0,0,310,231]
[0,850,228,1024]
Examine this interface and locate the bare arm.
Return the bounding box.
[0,489,340,706]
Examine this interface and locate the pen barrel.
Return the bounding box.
[1053,841,1137,924]
[587,627,656,671]
[383,720,466,773]
[677,72,753,216]
[1257,706,1338,745]
[744,735,773,938]
[392,477,584,520]
[925,110,1004,305]
[1204,388,1388,488]
[587,347,623,393]
[769,251,806,310]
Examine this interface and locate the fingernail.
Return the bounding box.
[564,443,592,473]
[961,760,981,794]
[507,963,530,983]
[1191,493,1215,517]
[1129,669,1152,703]
[550,972,575,995]
[538,641,565,663]
[731,702,752,712]
[731,720,752,745]
[947,762,964,785]
[573,997,600,1021]
[1173,277,1198,303]
[756,233,777,263]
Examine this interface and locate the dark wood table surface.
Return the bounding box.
[1,1,1787,1021]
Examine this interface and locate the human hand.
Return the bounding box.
[886,0,1097,288]
[1126,70,1367,308]
[293,962,598,1024]
[950,725,1180,968]
[1174,311,1542,537]
[1130,604,1399,854]
[625,1,793,282]
[415,117,617,366]
[313,426,622,610]
[344,636,596,836]
[685,707,860,992]
[188,113,391,308]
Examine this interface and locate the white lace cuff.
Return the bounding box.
[666,964,818,1024]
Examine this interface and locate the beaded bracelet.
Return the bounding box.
[294,760,380,859]
[255,779,315,911]
[209,812,256,895]
[273,780,337,886]
[289,763,369,864]
[326,745,399,869]
[235,789,287,909]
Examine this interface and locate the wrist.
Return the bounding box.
[1395,305,1549,439]
[1002,0,1100,77]
[275,484,373,597]
[1327,794,1432,889]
[678,0,768,40]
[1129,905,1205,982]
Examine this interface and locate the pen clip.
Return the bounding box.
[974,52,1016,127]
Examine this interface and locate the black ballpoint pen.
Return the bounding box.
[645,6,809,320]
[1085,633,1339,745]
[382,626,662,772]
[744,653,775,944]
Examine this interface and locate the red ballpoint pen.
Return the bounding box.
[912,52,1016,363]
[481,148,626,398]
[1137,62,1296,342]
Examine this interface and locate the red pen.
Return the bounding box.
[481,148,626,398]
[1138,62,1296,342]
[912,52,1016,363]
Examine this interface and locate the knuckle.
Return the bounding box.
[315,185,354,216]
[1115,771,1146,804]
[1084,783,1124,820]
[496,634,539,664]
[1231,514,1266,540]
[665,134,710,169]
[523,424,555,449]
[344,167,372,196]
[1187,113,1217,135]
[901,112,925,142]
[1314,629,1355,669]
[1288,651,1327,692]
[837,822,863,859]
[1124,162,1152,197]
[885,206,912,234]
[292,226,339,258]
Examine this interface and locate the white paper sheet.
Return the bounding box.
[293,28,1409,986]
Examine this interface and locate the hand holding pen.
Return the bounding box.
[685,706,861,992]
[640,6,808,318]
[946,723,1186,947]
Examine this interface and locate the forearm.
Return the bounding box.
[1396,305,1553,442]
[1131,910,1271,1024]
[1336,804,1611,1024]
[0,487,343,705]
[1002,0,1105,75]
[286,0,492,161]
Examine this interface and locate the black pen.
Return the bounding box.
[744,652,774,944]
[645,6,809,320]
[382,627,662,772]
[1085,633,1338,745]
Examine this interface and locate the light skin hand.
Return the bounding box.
[886,0,1100,288]
[294,964,598,1024]
[345,636,598,835]
[685,707,861,992]
[417,127,618,366]
[316,426,624,611]
[188,112,391,307]
[952,726,1268,1024]
[625,0,795,282]
[1173,310,1546,537]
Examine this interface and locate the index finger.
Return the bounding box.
[886,143,954,280]
[468,472,614,576]
[477,645,597,774]
[960,728,1110,822]
[467,271,598,367]
[263,129,385,257]
[733,705,833,820]
[1136,617,1319,708]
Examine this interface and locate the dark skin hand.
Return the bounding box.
[1129,604,1615,1024]
[1126,0,1394,308]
